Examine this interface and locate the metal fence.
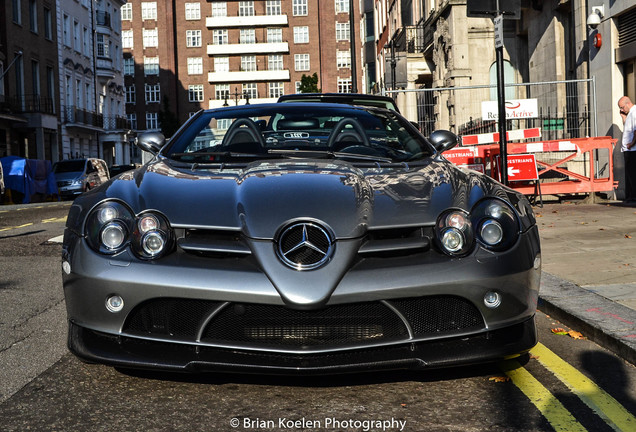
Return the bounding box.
[385,78,597,142]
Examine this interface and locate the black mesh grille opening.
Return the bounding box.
[202,302,408,348]
[125,299,223,339]
[388,296,484,335]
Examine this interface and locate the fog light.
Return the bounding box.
[484,291,501,308]
[62,260,71,275]
[106,295,124,313]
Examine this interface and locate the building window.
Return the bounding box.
[336,50,351,69]
[295,81,301,93]
[266,0,281,15]
[240,29,256,44]
[293,26,309,44]
[269,82,284,98]
[97,34,110,58]
[187,57,203,75]
[335,0,349,13]
[44,7,53,40]
[336,22,350,41]
[63,14,71,47]
[212,30,227,45]
[127,113,137,129]
[46,66,55,108]
[73,21,81,52]
[215,84,230,100]
[31,60,40,96]
[243,83,257,99]
[145,84,160,103]
[125,86,136,104]
[268,55,283,71]
[186,30,202,47]
[143,28,158,48]
[12,0,22,25]
[185,3,201,20]
[146,112,159,130]
[122,30,134,49]
[241,55,256,72]
[292,0,307,16]
[121,3,132,20]
[337,78,352,93]
[294,54,310,71]
[144,57,159,75]
[212,2,227,17]
[141,2,158,20]
[214,57,229,72]
[267,28,282,43]
[188,85,204,102]
[29,0,38,33]
[83,27,90,56]
[238,1,254,17]
[124,58,135,75]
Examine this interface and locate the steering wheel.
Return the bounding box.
[326,118,371,151]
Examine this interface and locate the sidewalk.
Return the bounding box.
[535,200,636,365]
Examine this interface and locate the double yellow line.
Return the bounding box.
[501,343,636,431]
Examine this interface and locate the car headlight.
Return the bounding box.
[471,198,520,251]
[435,210,473,256]
[85,201,174,260]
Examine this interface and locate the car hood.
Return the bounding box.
[95,158,507,239]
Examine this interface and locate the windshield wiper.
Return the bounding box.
[169,152,276,161]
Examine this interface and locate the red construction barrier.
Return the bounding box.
[448,136,617,196]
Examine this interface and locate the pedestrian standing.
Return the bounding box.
[618,96,636,203]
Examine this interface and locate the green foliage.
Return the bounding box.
[298,73,321,93]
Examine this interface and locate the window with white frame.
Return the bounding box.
[337,78,351,93]
[146,112,159,130]
[187,57,203,75]
[188,85,204,102]
[83,27,90,55]
[74,21,81,52]
[187,29,203,47]
[124,57,135,75]
[238,1,254,16]
[121,3,132,20]
[143,28,158,48]
[336,22,350,41]
[336,50,351,69]
[212,29,227,45]
[214,56,229,72]
[266,0,281,15]
[127,113,137,129]
[268,82,284,98]
[241,55,256,72]
[243,83,257,99]
[293,26,309,44]
[122,30,133,48]
[97,34,110,57]
[268,55,283,71]
[215,84,230,100]
[292,0,307,16]
[335,0,349,13]
[126,86,136,103]
[295,81,301,93]
[212,2,227,17]
[144,57,159,75]
[145,83,160,103]
[185,3,200,20]
[141,2,157,20]
[294,54,310,71]
[267,28,282,43]
[240,29,256,44]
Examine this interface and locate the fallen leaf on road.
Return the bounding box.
[626,235,632,239]
[568,330,585,339]
[551,328,568,335]
[489,376,510,383]
[530,354,540,360]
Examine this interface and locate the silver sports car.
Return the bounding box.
[62,103,541,374]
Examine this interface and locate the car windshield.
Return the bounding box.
[163,103,433,164]
[54,160,86,173]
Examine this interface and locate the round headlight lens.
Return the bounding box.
[97,205,119,224]
[139,215,159,233]
[441,228,464,253]
[101,222,127,250]
[446,212,467,229]
[142,231,165,256]
[480,220,504,246]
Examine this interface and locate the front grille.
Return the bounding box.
[57,180,72,187]
[123,296,485,351]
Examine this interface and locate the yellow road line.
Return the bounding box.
[42,217,67,223]
[499,359,587,432]
[531,343,636,432]
[0,223,34,232]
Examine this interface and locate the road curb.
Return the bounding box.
[538,272,636,366]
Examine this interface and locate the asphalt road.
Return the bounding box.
[1,202,635,431]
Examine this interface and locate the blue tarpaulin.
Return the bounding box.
[0,156,58,204]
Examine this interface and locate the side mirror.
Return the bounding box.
[136,132,165,155]
[429,130,459,153]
